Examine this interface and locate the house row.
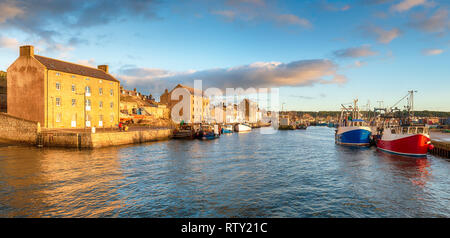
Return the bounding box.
[4,45,264,129]
[160,84,264,124]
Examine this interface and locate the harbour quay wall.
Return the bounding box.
[430,140,450,158]
[40,129,172,148]
[88,129,172,148]
[0,113,172,148]
[0,112,39,144]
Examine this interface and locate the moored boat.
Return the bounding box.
[172,125,195,139]
[373,90,434,157]
[375,126,433,157]
[296,124,307,130]
[195,125,220,140]
[234,123,251,132]
[221,125,233,134]
[335,99,372,146]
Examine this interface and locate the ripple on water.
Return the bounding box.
[0,127,449,217]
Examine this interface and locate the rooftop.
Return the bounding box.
[34,55,119,83]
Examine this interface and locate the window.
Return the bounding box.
[56,72,61,76]
[85,86,91,94]
[86,99,91,107]
[99,87,103,95]
[110,89,114,96]
[56,113,62,122]
[99,80,103,83]
[85,78,90,81]
[72,84,76,92]
[56,82,61,90]
[56,97,61,106]
[71,75,76,78]
[110,114,114,122]
[99,101,103,108]
[99,115,103,122]
[72,99,76,106]
[110,102,114,108]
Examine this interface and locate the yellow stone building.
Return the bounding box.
[160,84,210,124]
[7,45,120,129]
[0,71,6,112]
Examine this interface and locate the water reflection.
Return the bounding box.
[376,151,431,188]
[0,146,125,217]
[0,127,449,217]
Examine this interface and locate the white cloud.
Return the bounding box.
[76,59,96,67]
[0,36,20,49]
[422,48,444,55]
[391,0,428,12]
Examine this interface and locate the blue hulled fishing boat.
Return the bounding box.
[335,99,372,146]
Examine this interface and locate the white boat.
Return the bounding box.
[234,123,251,132]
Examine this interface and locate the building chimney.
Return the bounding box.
[98,65,109,73]
[134,88,137,92]
[20,45,34,57]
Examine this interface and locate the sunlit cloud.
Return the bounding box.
[0,0,24,23]
[275,14,311,28]
[333,45,378,58]
[117,59,347,95]
[391,0,428,12]
[408,8,449,33]
[210,0,312,28]
[422,48,444,55]
[76,59,97,67]
[0,35,20,49]
[361,25,402,44]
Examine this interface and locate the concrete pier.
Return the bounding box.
[430,132,450,158]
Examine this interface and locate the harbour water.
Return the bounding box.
[0,127,449,217]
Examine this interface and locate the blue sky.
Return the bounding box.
[0,0,449,111]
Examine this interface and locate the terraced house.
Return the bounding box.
[160,84,210,123]
[7,45,120,129]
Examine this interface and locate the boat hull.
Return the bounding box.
[377,134,430,157]
[336,126,372,146]
[234,124,251,132]
[221,129,233,133]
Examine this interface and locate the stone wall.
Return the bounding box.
[39,128,171,148]
[0,71,6,112]
[0,112,171,148]
[89,129,171,148]
[0,113,38,144]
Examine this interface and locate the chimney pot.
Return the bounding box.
[20,45,34,57]
[98,65,109,73]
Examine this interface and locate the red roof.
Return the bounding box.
[34,55,119,82]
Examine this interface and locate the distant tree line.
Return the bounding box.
[288,110,450,118]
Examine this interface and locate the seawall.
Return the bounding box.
[0,112,172,148]
[0,112,39,144]
[39,129,172,148]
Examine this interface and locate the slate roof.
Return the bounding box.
[34,55,119,82]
